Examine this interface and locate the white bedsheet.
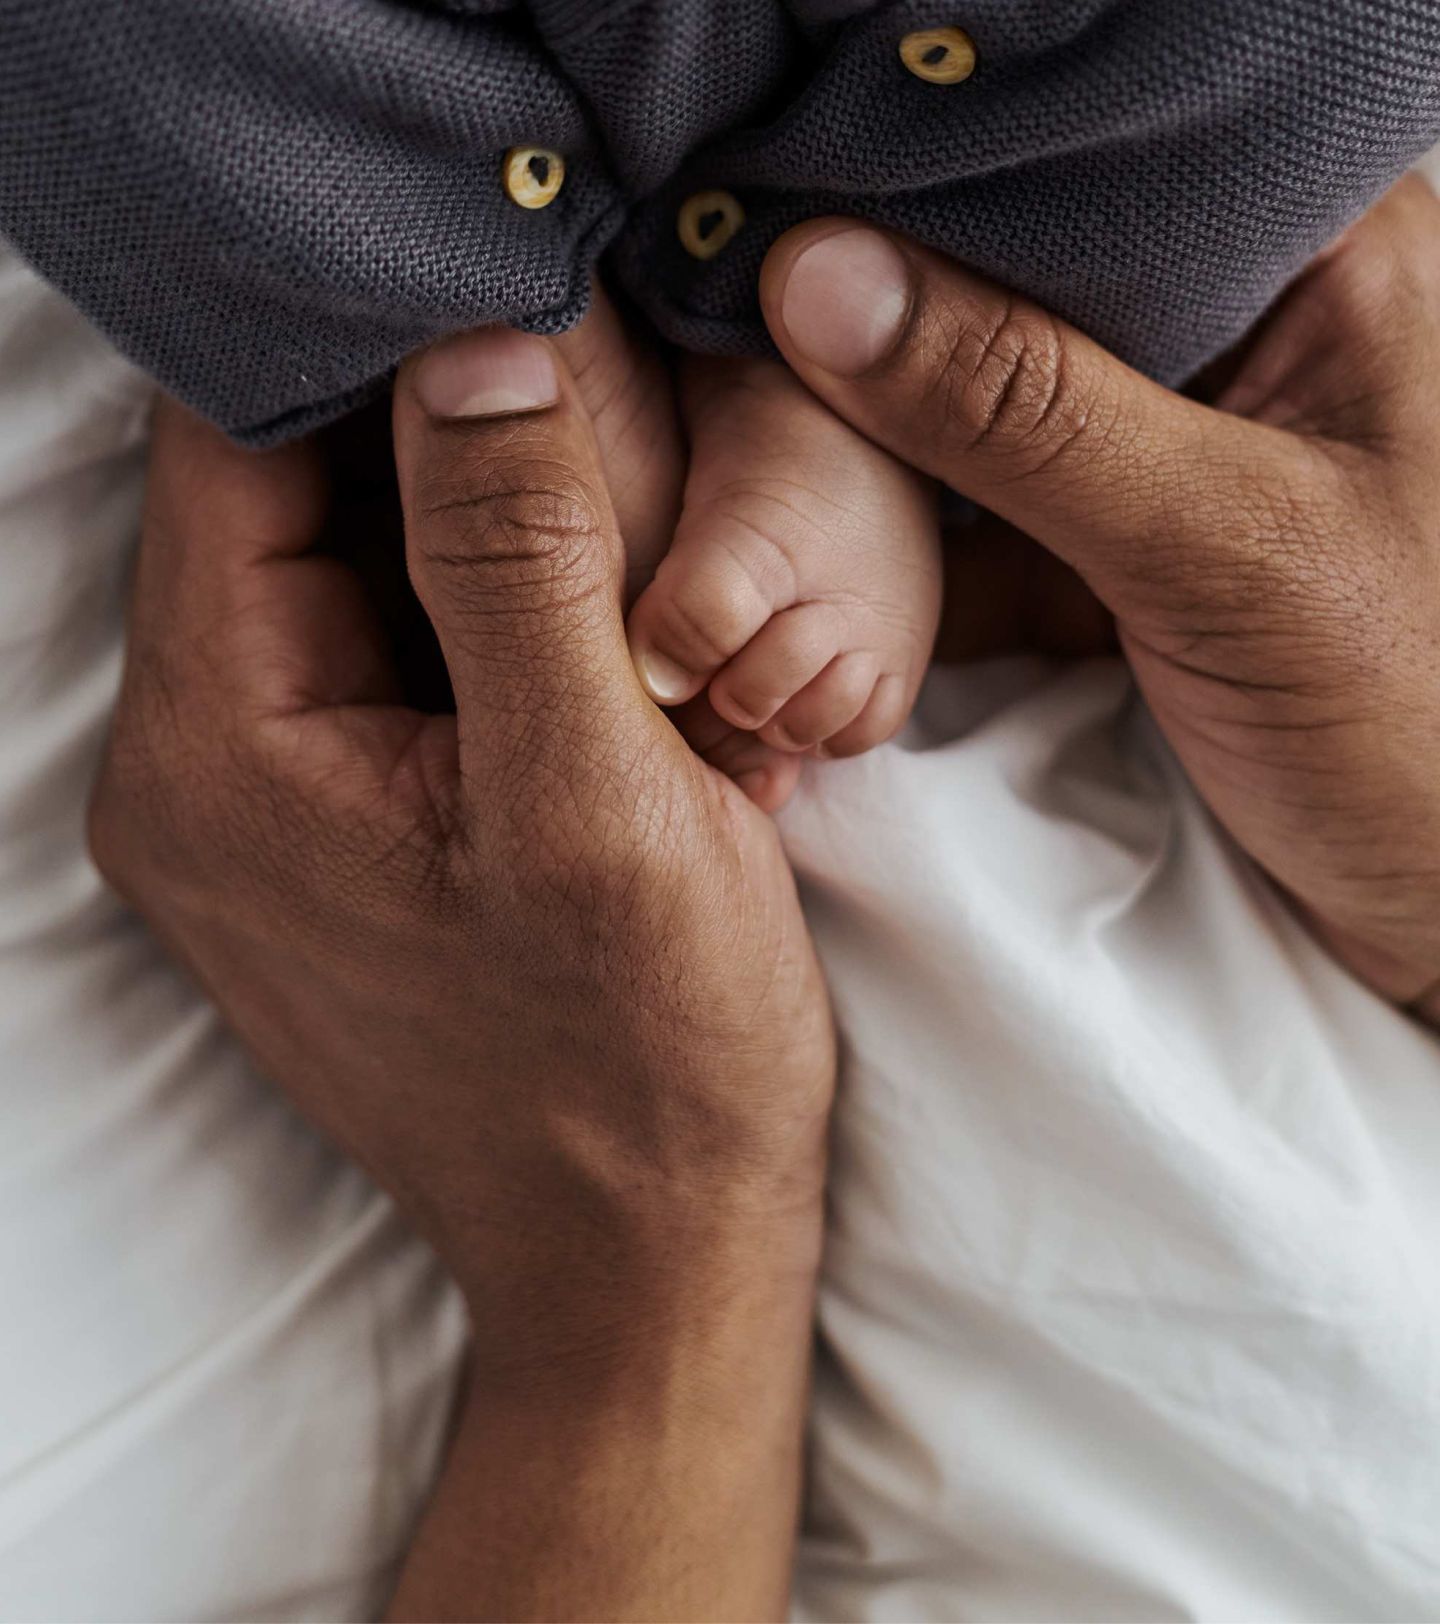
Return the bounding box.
[0,247,466,1621]
[2,212,1440,1619]
[785,664,1440,1619]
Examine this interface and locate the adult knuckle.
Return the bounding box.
[414,450,604,593]
[932,299,1085,470]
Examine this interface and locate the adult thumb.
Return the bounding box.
[393,328,643,782]
[758,221,1318,621]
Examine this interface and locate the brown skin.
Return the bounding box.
[559,288,808,809]
[762,175,1440,1021]
[88,350,834,1621]
[87,179,1440,1619]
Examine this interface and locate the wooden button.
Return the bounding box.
[899,26,977,84]
[503,146,565,210]
[677,190,745,261]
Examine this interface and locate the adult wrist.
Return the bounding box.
[390,1199,820,1622]
[423,1037,834,1320]
[455,1190,826,1397]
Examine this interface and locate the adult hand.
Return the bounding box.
[88,327,834,1619]
[760,176,1440,1018]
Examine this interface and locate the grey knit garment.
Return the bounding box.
[2,0,1438,446]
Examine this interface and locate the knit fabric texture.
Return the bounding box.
[2,0,1438,445]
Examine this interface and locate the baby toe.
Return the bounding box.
[761,651,879,752]
[627,544,774,706]
[708,600,844,734]
[818,671,911,758]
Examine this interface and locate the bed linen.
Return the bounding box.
[3,173,1440,1612]
[786,660,1440,1619]
[0,242,466,1622]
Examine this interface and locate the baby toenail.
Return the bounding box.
[719,695,763,728]
[634,649,693,704]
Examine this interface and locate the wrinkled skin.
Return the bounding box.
[762,175,1440,1020]
[89,345,835,1333]
[83,174,1440,1615]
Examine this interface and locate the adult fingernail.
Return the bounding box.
[414,328,559,418]
[634,648,693,704]
[780,229,913,376]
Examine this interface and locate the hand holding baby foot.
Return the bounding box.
[626,355,940,759]
[90,335,836,1619]
[760,178,1440,1017]
[554,287,805,808]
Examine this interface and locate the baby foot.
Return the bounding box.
[626,356,940,757]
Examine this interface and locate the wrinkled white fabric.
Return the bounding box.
[0,243,467,1622]
[785,146,1440,1620]
[5,157,1440,1619]
[785,662,1440,1621]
